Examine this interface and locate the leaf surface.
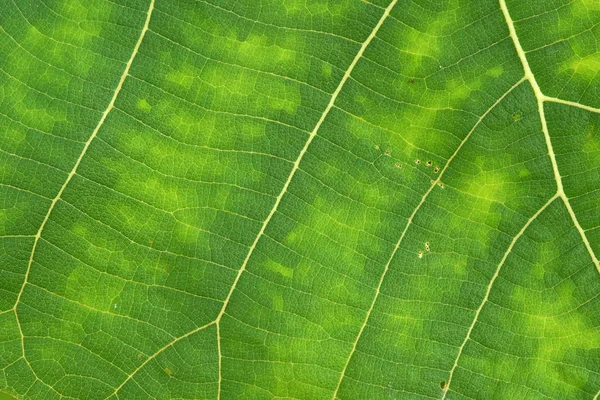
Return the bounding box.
[1,0,600,399]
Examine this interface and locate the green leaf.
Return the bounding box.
[1,0,599,399]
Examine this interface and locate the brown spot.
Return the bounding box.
[418,251,424,259]
[426,161,432,167]
[415,159,421,165]
[137,353,143,359]
[395,163,402,168]
[149,240,153,246]
[385,149,391,156]
[437,182,445,189]
[409,78,414,83]
[375,144,380,150]
[434,166,440,173]
[425,242,430,251]
[440,381,446,389]
[165,367,173,376]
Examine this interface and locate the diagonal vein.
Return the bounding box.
[213,0,399,393]
[441,193,559,398]
[332,76,527,399]
[106,0,400,397]
[11,0,155,361]
[499,0,600,274]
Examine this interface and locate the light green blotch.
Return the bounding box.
[237,32,295,68]
[266,260,293,279]
[583,118,600,153]
[98,144,180,211]
[54,1,103,44]
[144,176,180,209]
[564,53,600,81]
[449,254,469,278]
[457,169,511,229]
[272,294,284,311]
[345,102,414,160]
[391,315,423,349]
[22,17,93,80]
[464,165,509,202]
[395,8,458,76]
[2,127,26,153]
[322,62,332,77]
[136,99,152,112]
[269,95,300,114]
[173,222,200,244]
[65,264,124,310]
[447,76,483,103]
[523,306,599,393]
[401,29,439,71]
[168,108,200,140]
[71,221,88,238]
[166,64,199,90]
[511,280,599,352]
[7,78,65,135]
[572,0,600,17]
[487,65,504,78]
[58,0,110,26]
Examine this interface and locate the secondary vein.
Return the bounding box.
[332,76,526,399]
[11,0,155,361]
[441,193,559,399]
[499,0,600,274]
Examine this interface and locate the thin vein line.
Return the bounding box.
[106,0,401,397]
[332,77,526,399]
[107,321,215,398]
[11,0,155,366]
[441,194,559,399]
[213,0,400,396]
[499,0,600,274]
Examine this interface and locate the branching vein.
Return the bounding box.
[331,76,526,399]
[108,0,400,397]
[499,0,599,275]
[440,1,600,396]
[10,0,155,378]
[441,194,559,399]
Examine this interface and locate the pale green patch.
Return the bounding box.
[566,53,600,81]
[136,98,152,112]
[266,261,294,279]
[2,1,600,399]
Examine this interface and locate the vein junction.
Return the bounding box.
[9,0,156,392]
[498,0,599,274]
[108,0,400,397]
[440,0,600,397]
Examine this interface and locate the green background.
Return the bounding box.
[0,0,599,399]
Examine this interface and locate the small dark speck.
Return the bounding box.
[440,381,446,390]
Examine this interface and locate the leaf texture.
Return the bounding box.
[0,0,599,399]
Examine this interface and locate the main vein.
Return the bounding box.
[108,0,400,397]
[441,1,600,397]
[331,76,526,399]
[499,0,599,274]
[11,0,155,357]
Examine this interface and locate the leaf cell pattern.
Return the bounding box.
[0,0,599,399]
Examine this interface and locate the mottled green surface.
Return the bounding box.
[0,0,599,399]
